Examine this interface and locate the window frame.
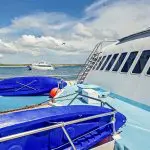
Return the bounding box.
[132,50,150,74]
[105,53,119,71]
[120,51,138,73]
[146,67,150,75]
[112,52,128,72]
[92,56,102,70]
[100,54,112,71]
[95,56,106,70]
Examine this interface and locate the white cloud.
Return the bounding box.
[0,0,150,63]
[0,54,3,58]
[85,0,111,15]
[84,0,150,37]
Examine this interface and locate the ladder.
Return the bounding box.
[77,42,102,84]
[77,40,117,84]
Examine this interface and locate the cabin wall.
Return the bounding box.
[85,36,150,106]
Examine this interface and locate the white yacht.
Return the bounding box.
[31,62,54,70]
[78,28,150,107]
[76,28,150,150]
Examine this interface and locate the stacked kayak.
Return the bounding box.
[0,105,126,150]
[0,76,67,96]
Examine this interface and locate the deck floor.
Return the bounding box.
[0,84,150,150]
[56,85,150,150]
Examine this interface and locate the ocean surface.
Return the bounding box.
[0,65,81,112]
[0,65,82,80]
[0,66,150,150]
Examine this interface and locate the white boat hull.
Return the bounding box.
[31,65,54,70]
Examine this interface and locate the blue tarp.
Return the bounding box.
[0,105,126,150]
[0,76,67,96]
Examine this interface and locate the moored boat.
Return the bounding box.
[0,105,126,150]
[0,76,67,96]
[30,62,54,70]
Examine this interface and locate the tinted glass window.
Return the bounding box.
[121,51,138,73]
[100,55,112,70]
[96,56,106,70]
[92,56,101,70]
[106,54,119,71]
[112,52,127,71]
[132,50,150,74]
[147,67,150,75]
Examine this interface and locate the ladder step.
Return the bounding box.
[81,75,87,78]
[90,57,98,60]
[88,60,96,63]
[85,64,94,67]
[91,57,98,60]
[77,42,103,83]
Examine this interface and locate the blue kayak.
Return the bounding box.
[0,105,126,150]
[0,76,67,96]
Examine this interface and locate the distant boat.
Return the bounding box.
[29,62,54,70]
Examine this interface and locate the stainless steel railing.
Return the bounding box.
[0,90,118,150]
[0,111,116,142]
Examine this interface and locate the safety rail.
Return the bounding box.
[0,93,117,150]
[0,112,117,147]
[77,40,117,84]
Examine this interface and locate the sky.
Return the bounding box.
[0,0,150,64]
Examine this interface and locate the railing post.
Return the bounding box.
[61,123,76,150]
[112,113,116,135]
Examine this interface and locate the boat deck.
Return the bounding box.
[0,84,150,150]
[56,84,150,150]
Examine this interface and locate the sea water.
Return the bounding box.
[0,65,82,80]
[0,69,150,150]
[0,66,81,112]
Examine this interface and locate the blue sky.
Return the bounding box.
[0,0,150,64]
[0,0,94,27]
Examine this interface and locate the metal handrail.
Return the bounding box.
[79,93,116,111]
[62,126,76,150]
[0,89,118,150]
[52,120,113,150]
[0,111,116,143]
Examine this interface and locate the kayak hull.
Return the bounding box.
[0,105,126,150]
[0,76,67,96]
